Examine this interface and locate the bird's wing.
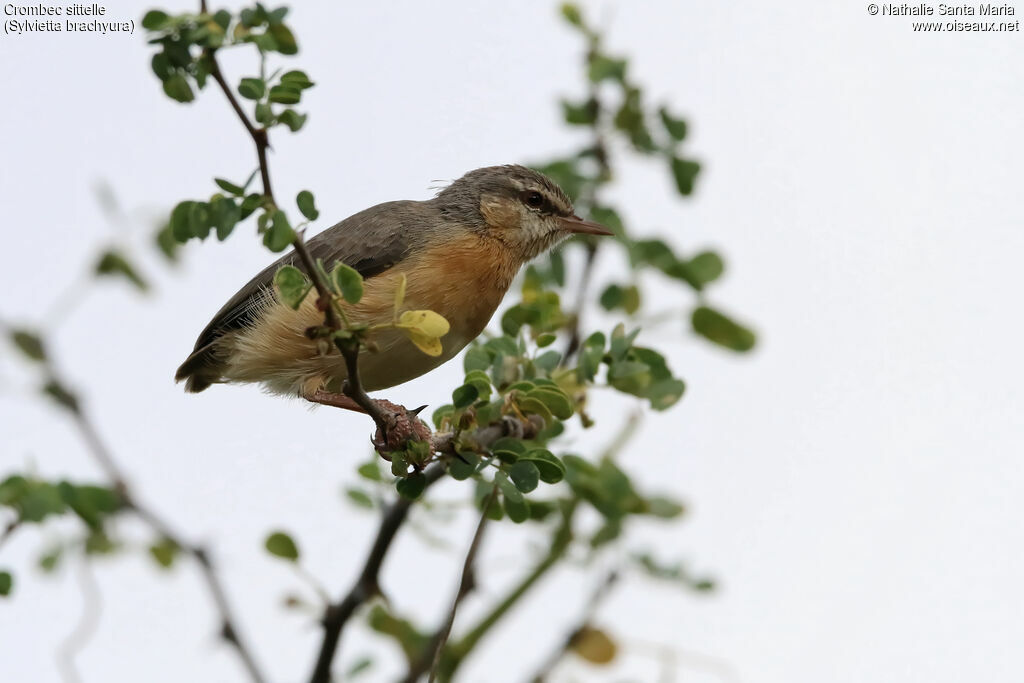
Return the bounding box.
[188,200,424,353]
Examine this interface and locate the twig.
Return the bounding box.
[563,241,599,360]
[0,518,20,550]
[63,394,267,683]
[307,415,538,683]
[528,568,620,683]
[56,558,102,683]
[442,500,578,678]
[205,47,274,204]
[402,485,499,683]
[308,463,446,683]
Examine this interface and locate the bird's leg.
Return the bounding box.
[302,390,432,454]
[302,389,368,414]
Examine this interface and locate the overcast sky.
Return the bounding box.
[2,1,1023,682]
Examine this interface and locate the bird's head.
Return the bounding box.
[434,165,612,263]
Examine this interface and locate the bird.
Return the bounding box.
[174,164,612,411]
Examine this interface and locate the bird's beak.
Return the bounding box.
[558,214,614,236]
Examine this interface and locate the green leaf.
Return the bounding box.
[264,531,299,561]
[495,472,524,504]
[609,324,640,361]
[691,306,756,352]
[520,449,566,484]
[357,462,383,482]
[296,190,319,221]
[38,547,62,572]
[155,224,179,262]
[451,384,479,409]
[277,108,308,132]
[274,265,311,309]
[214,177,245,195]
[516,396,552,421]
[267,6,289,24]
[447,453,478,481]
[503,492,530,523]
[150,51,172,81]
[148,537,179,569]
[395,472,427,500]
[643,496,685,519]
[345,488,374,509]
[560,3,584,27]
[280,70,315,89]
[608,360,652,395]
[141,10,169,30]
[95,250,149,291]
[0,570,12,597]
[588,55,627,83]
[162,74,194,103]
[239,192,263,219]
[658,107,688,141]
[687,251,724,286]
[269,23,298,54]
[526,387,574,420]
[463,346,491,373]
[645,378,686,411]
[599,284,640,314]
[330,262,363,304]
[10,329,46,362]
[237,77,266,100]
[577,331,606,383]
[509,461,540,493]
[255,101,274,125]
[269,85,301,104]
[17,480,67,522]
[209,196,241,241]
[561,99,597,125]
[670,156,701,196]
[263,210,295,252]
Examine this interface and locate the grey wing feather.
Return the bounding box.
[176,200,428,389]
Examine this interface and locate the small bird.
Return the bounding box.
[175,165,611,410]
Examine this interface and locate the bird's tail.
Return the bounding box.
[174,343,225,393]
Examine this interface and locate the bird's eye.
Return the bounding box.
[521,191,544,209]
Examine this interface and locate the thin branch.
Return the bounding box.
[528,568,620,683]
[404,485,499,683]
[56,558,102,683]
[442,500,578,678]
[307,415,539,683]
[63,395,267,683]
[206,50,274,204]
[563,241,599,360]
[308,463,446,683]
[0,518,20,550]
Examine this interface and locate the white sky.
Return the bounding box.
[2,1,1023,682]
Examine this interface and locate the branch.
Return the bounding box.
[308,462,446,683]
[403,485,499,683]
[563,241,599,361]
[307,415,539,683]
[56,558,101,683]
[528,568,620,683]
[62,393,267,683]
[206,49,274,204]
[442,501,578,678]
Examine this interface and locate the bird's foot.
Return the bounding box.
[370,400,431,453]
